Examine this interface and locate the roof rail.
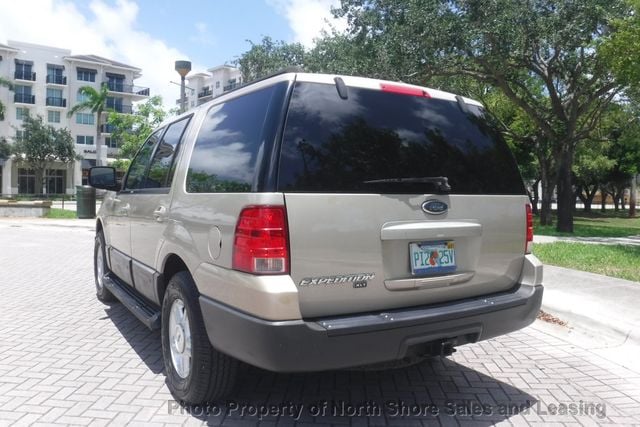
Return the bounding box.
[212,66,303,100]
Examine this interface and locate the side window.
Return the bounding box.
[186,85,276,193]
[124,130,162,190]
[146,117,191,188]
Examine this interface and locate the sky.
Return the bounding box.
[0,0,345,109]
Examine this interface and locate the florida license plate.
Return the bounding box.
[410,240,456,275]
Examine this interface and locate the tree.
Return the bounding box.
[332,0,632,232]
[106,96,168,172]
[68,84,110,167]
[236,36,306,81]
[599,0,640,87]
[573,138,615,212]
[0,137,11,159]
[12,115,79,195]
[0,76,13,121]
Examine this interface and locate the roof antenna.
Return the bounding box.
[334,77,348,100]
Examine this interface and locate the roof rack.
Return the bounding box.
[212,66,303,100]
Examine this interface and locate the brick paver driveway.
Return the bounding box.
[1,220,639,426]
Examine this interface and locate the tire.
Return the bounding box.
[94,230,116,303]
[161,271,237,404]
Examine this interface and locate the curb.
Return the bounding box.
[541,266,640,346]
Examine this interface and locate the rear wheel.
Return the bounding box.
[94,231,116,303]
[161,271,237,404]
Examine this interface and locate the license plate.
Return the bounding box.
[410,240,456,275]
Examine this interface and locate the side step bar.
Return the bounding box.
[103,274,161,330]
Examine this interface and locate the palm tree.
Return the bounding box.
[68,84,111,166]
[0,77,13,121]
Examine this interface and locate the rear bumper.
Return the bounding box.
[200,283,543,372]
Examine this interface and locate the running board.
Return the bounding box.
[103,274,161,330]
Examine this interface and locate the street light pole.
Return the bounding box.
[174,60,192,113]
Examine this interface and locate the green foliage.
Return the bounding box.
[46,208,77,219]
[106,96,167,172]
[236,36,306,81]
[12,115,79,194]
[535,211,640,237]
[534,242,640,282]
[0,76,13,121]
[68,84,110,166]
[0,137,10,159]
[599,0,640,86]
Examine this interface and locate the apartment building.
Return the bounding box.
[0,40,149,196]
[178,65,242,110]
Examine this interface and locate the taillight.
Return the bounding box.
[380,83,430,98]
[233,206,289,274]
[525,203,533,254]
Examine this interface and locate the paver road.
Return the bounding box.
[1,220,639,426]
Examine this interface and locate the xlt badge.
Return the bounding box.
[299,273,375,288]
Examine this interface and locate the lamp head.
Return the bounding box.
[175,60,192,78]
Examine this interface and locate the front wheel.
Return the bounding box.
[161,271,237,404]
[94,231,116,303]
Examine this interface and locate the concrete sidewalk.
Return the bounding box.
[542,265,640,346]
[0,217,95,229]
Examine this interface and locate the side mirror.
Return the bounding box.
[89,167,120,191]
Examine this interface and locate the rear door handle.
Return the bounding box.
[153,206,167,222]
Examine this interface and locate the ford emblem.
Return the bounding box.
[422,200,448,215]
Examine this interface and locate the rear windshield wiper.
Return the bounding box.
[363,176,451,192]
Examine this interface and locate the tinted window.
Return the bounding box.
[278,83,525,195]
[146,117,190,188]
[125,130,162,190]
[186,86,277,193]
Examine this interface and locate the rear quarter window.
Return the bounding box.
[278,82,525,195]
[186,85,278,193]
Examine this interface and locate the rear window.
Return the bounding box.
[277,82,525,195]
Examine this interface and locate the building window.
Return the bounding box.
[77,68,96,82]
[76,135,95,145]
[14,85,33,103]
[16,107,29,121]
[15,61,34,80]
[105,137,119,149]
[77,90,89,103]
[48,111,61,123]
[15,130,25,141]
[46,169,66,194]
[46,88,65,107]
[106,73,125,92]
[76,113,95,125]
[216,81,220,89]
[18,168,36,194]
[46,65,65,84]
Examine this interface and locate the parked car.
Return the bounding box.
[89,71,543,404]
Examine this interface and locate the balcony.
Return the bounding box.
[14,71,36,81]
[198,87,213,98]
[103,81,150,97]
[46,97,67,107]
[46,75,67,85]
[104,102,133,114]
[14,93,35,104]
[100,124,117,134]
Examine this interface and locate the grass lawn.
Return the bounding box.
[534,242,640,282]
[535,210,640,238]
[46,208,76,219]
